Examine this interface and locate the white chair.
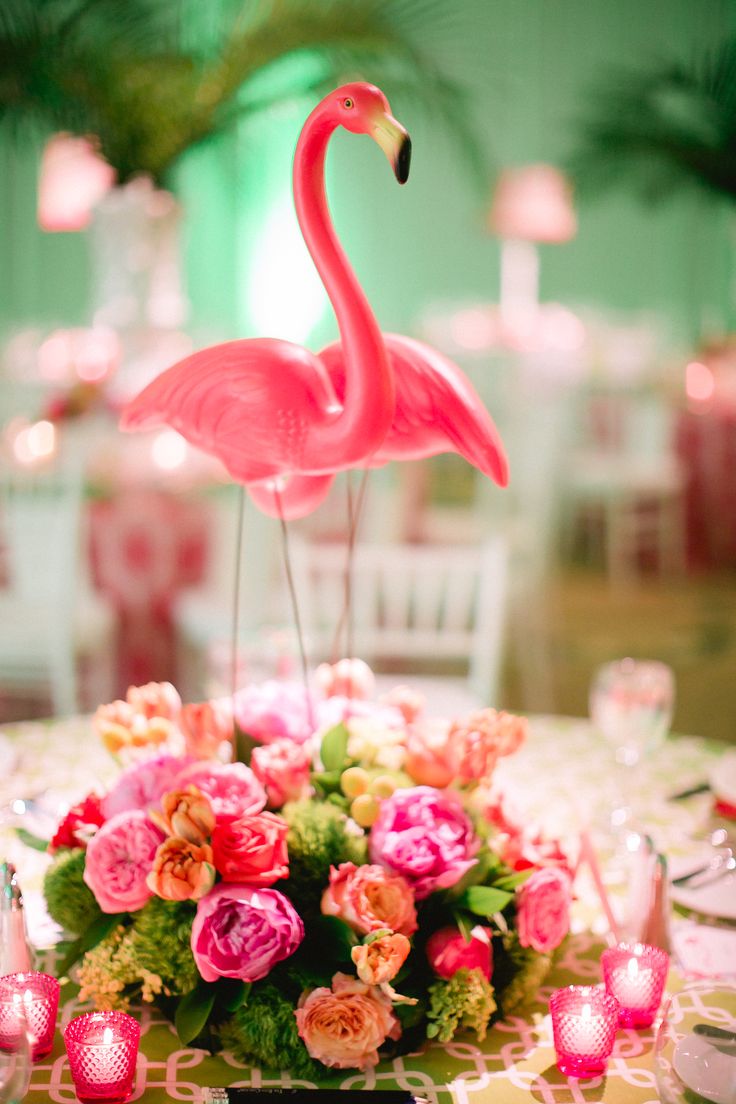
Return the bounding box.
[289,535,509,714]
[0,450,116,716]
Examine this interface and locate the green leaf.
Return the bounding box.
[452,910,473,943]
[14,827,50,852]
[175,981,216,1045]
[492,868,534,891]
[234,723,257,765]
[309,915,358,961]
[309,768,344,797]
[458,885,513,917]
[56,912,126,976]
[217,979,250,1013]
[319,722,350,772]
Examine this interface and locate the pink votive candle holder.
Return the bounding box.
[601,941,669,1028]
[549,985,619,1078]
[64,1011,140,1104]
[0,971,61,1060]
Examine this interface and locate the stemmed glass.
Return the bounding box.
[0,1002,32,1104]
[655,981,736,1104]
[590,658,675,828]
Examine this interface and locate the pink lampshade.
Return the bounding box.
[37,133,116,232]
[488,164,577,244]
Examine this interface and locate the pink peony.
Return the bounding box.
[233,680,315,745]
[295,972,400,1070]
[179,699,233,759]
[516,867,572,954]
[368,786,479,899]
[175,761,266,821]
[101,755,192,820]
[83,810,164,913]
[314,658,375,700]
[191,883,303,982]
[321,863,417,936]
[250,738,312,809]
[403,720,454,788]
[426,924,493,980]
[211,812,289,885]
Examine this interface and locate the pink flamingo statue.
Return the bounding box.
[121,82,508,519]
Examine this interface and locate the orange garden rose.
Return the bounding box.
[295,973,400,1069]
[321,862,417,936]
[146,837,215,902]
[153,785,215,845]
[179,700,233,759]
[351,933,410,986]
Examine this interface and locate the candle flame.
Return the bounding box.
[581,1002,592,1020]
[627,957,639,980]
[102,1027,114,1046]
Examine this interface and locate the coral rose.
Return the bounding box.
[147,837,215,901]
[351,933,411,986]
[48,793,104,854]
[315,658,375,700]
[175,761,266,821]
[211,812,289,885]
[251,738,311,809]
[516,867,572,953]
[369,786,479,899]
[295,973,400,1070]
[125,681,181,720]
[449,709,528,782]
[179,699,233,760]
[404,720,454,788]
[426,924,493,980]
[83,811,164,913]
[153,785,215,844]
[191,883,303,982]
[321,863,417,936]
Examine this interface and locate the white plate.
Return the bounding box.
[0,735,18,778]
[671,870,736,922]
[710,749,736,806]
[673,1033,736,1104]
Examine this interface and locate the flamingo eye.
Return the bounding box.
[342,97,354,110]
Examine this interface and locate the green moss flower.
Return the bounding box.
[43,849,101,935]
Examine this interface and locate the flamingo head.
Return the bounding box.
[328,82,411,184]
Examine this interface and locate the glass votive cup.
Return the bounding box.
[64,1011,140,1104]
[0,971,61,1060]
[549,985,620,1079]
[601,941,670,1028]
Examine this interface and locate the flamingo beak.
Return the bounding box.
[373,114,411,184]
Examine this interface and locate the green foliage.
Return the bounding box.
[130,897,199,997]
[457,884,513,918]
[217,982,323,1079]
[280,797,366,920]
[493,932,552,1016]
[426,968,497,1044]
[175,979,217,1045]
[43,848,102,936]
[0,0,482,187]
[319,722,350,771]
[569,36,736,203]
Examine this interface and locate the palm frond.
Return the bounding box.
[568,36,736,204]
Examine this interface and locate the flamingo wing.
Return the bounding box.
[120,338,340,484]
[318,334,508,487]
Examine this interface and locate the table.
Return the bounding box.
[0,712,730,1103]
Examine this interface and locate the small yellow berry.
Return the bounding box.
[369,774,397,799]
[350,793,379,828]
[341,766,369,798]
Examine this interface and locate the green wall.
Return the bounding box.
[1,0,733,352]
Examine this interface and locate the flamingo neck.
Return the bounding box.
[294,110,394,468]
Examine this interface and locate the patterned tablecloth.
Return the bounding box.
[0,713,731,1104]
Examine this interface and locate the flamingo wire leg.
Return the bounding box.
[274,486,315,732]
[229,485,246,757]
[330,468,370,664]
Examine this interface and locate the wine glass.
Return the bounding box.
[590,658,675,828]
[655,981,736,1104]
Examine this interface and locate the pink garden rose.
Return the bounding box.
[83,810,164,913]
[211,812,289,885]
[191,883,303,982]
[321,863,417,936]
[101,755,192,820]
[426,924,493,980]
[233,680,315,745]
[250,738,312,809]
[368,786,480,899]
[516,867,572,954]
[175,761,266,821]
[295,972,400,1070]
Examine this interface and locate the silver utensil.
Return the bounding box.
[693,1023,736,1053]
[672,851,735,888]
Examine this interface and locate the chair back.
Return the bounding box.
[290,536,508,705]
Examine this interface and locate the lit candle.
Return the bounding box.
[64,1011,140,1103]
[601,942,669,1028]
[549,985,619,1078]
[0,971,60,1060]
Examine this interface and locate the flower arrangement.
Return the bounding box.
[43,659,573,1075]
